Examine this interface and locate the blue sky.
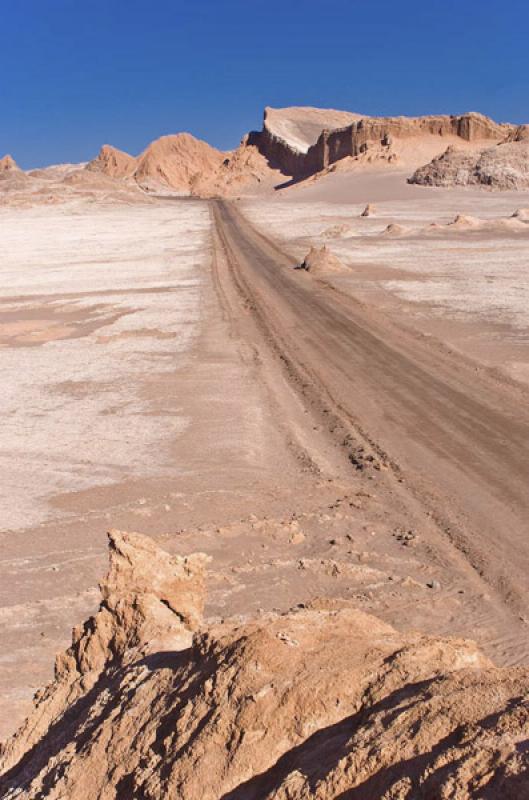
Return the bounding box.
[1,0,527,168]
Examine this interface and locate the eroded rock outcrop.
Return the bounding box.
[0,154,19,173]
[1,531,528,799]
[361,202,375,217]
[409,140,529,190]
[0,530,209,779]
[251,107,513,179]
[86,144,137,178]
[133,132,226,194]
[297,245,346,274]
[0,155,30,189]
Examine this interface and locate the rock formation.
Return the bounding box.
[86,144,137,178]
[409,139,529,190]
[0,155,30,191]
[2,530,527,799]
[202,134,285,196]
[2,107,528,203]
[263,106,364,153]
[504,124,529,142]
[361,203,375,217]
[382,223,411,237]
[250,107,513,179]
[297,245,346,274]
[0,154,19,173]
[83,134,282,198]
[132,132,226,194]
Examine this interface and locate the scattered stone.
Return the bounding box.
[361,203,375,217]
[296,245,346,274]
[426,579,441,590]
[289,531,305,545]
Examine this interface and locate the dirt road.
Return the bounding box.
[212,199,529,629]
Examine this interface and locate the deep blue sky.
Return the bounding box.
[2,0,528,168]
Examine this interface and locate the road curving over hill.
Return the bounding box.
[211,198,529,636]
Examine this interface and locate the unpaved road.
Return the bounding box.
[212,199,529,630]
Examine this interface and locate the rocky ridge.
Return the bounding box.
[251,107,514,178]
[1,530,528,799]
[3,107,529,201]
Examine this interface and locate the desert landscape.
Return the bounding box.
[1,96,529,797]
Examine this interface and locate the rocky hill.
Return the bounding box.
[1,530,527,799]
[86,144,137,178]
[132,132,226,193]
[409,138,529,190]
[3,107,529,202]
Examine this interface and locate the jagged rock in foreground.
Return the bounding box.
[1,532,528,799]
[409,140,529,190]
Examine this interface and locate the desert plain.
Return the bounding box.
[1,107,529,797]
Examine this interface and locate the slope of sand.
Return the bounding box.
[263,105,364,152]
[1,531,527,799]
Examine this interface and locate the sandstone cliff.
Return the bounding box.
[251,107,514,178]
[1,530,528,799]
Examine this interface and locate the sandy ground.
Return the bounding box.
[0,197,319,738]
[0,202,208,531]
[0,200,208,734]
[241,169,529,384]
[2,170,529,743]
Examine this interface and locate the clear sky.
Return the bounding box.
[2,0,528,168]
